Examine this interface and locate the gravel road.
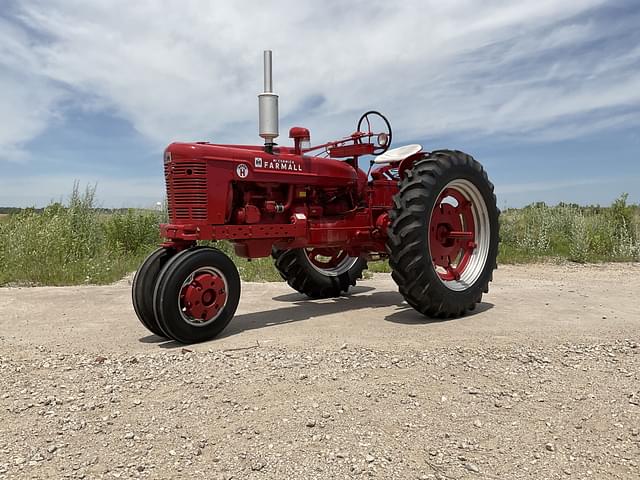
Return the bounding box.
[1,263,639,479]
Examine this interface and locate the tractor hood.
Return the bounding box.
[165,142,359,185]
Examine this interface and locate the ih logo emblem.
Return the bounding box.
[254,157,263,168]
[236,164,249,178]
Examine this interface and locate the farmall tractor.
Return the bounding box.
[132,51,499,344]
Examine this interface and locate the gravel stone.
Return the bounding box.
[0,264,638,480]
[464,462,480,473]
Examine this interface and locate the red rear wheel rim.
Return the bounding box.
[429,187,476,282]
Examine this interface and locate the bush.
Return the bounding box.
[0,184,637,286]
[103,209,163,254]
[0,183,162,285]
[499,194,640,263]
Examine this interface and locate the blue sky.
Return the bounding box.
[0,0,638,208]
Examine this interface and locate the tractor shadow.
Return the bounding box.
[138,334,168,344]
[144,288,493,347]
[224,287,492,335]
[384,301,493,325]
[221,290,406,338]
[270,285,375,302]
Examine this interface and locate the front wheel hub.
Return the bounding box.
[180,268,228,325]
[304,248,359,276]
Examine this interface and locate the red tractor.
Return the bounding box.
[132,51,499,344]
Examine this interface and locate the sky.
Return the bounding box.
[0,0,639,208]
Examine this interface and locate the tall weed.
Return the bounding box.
[0,185,638,286]
[0,183,161,285]
[499,194,639,263]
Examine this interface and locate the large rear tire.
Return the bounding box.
[153,247,241,344]
[272,248,367,299]
[132,247,176,337]
[387,150,499,317]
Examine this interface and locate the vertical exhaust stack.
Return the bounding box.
[258,50,279,153]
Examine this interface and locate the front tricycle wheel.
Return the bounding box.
[272,247,367,298]
[153,247,241,343]
[387,150,499,317]
[132,247,176,337]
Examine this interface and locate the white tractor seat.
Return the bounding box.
[373,144,422,164]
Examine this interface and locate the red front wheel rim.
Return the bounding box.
[179,267,228,326]
[305,248,358,276]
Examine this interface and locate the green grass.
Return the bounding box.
[0,184,637,286]
[0,184,166,286]
[498,195,639,263]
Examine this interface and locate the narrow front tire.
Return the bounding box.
[132,247,176,337]
[272,248,367,298]
[153,247,241,344]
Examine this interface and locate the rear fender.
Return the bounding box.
[398,152,428,179]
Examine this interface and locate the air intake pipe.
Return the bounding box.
[258,50,279,153]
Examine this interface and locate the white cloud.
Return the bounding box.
[0,174,163,208]
[0,17,67,161]
[0,72,67,162]
[1,0,639,158]
[3,0,640,208]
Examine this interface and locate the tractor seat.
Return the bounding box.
[373,144,422,164]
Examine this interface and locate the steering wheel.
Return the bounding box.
[356,110,392,156]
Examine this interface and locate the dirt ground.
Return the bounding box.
[0,263,639,480]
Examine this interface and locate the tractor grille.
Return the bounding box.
[165,160,208,222]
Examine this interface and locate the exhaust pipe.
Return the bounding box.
[258,50,279,153]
